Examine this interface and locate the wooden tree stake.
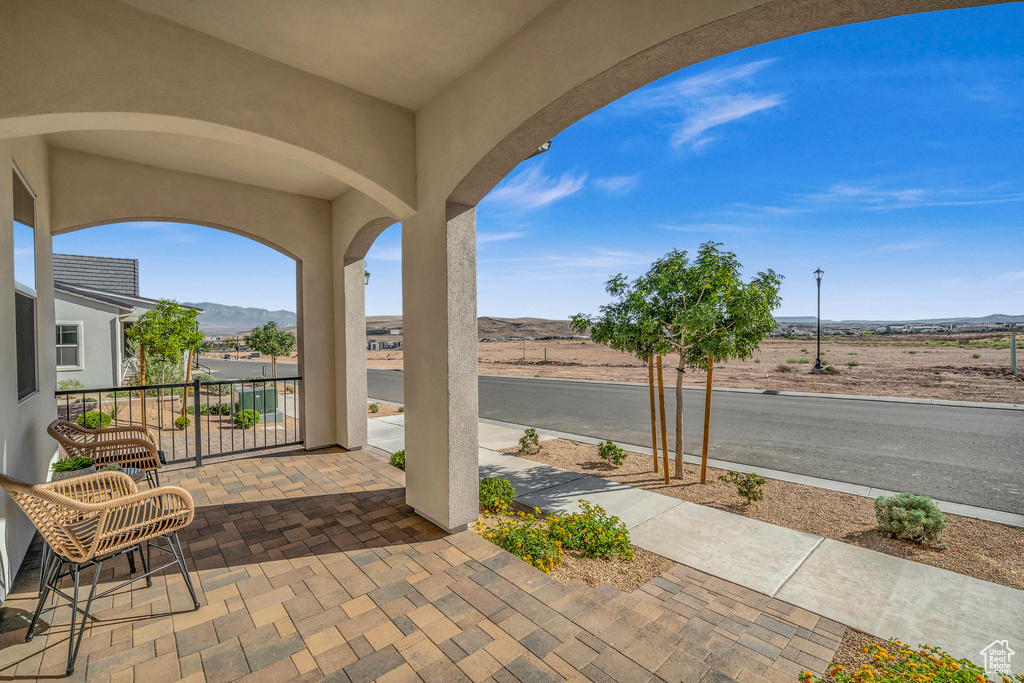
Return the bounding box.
[657,356,669,485]
[181,348,194,421]
[140,345,147,430]
[701,353,714,484]
[648,356,659,473]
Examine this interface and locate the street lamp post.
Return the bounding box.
[813,268,824,372]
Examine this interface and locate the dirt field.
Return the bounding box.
[368,334,1023,403]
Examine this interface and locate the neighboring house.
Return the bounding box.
[53,254,201,389]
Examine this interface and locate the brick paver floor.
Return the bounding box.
[0,447,844,682]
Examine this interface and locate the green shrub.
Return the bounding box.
[174,416,191,430]
[193,373,215,383]
[233,409,261,429]
[73,397,97,404]
[801,348,808,353]
[718,471,765,504]
[52,456,93,473]
[754,358,760,363]
[547,500,633,561]
[184,404,195,414]
[972,353,981,359]
[848,352,858,355]
[106,389,132,398]
[57,379,86,391]
[797,359,809,364]
[875,493,946,544]
[389,449,405,470]
[219,402,232,415]
[848,361,860,367]
[77,411,113,429]
[369,403,380,413]
[207,382,232,395]
[906,350,918,355]
[478,505,563,574]
[479,477,515,509]
[398,406,404,413]
[597,440,627,467]
[518,428,540,455]
[786,358,799,364]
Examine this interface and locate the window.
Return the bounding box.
[56,323,83,370]
[13,167,37,401]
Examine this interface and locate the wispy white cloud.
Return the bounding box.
[485,164,587,210]
[630,59,785,151]
[854,241,942,257]
[803,183,1024,210]
[661,223,755,234]
[672,93,785,149]
[480,249,654,273]
[594,175,640,195]
[478,231,528,244]
[372,246,403,261]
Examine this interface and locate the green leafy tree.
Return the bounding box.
[126,300,204,385]
[243,322,296,377]
[573,243,782,481]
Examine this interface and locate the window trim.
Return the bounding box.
[55,321,85,372]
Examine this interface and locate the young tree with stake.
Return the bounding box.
[243,321,296,378]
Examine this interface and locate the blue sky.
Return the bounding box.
[56,5,1024,321]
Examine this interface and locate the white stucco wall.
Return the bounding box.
[0,136,57,603]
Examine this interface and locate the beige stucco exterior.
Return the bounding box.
[0,0,1010,599]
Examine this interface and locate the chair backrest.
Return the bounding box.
[48,420,90,457]
[0,473,102,562]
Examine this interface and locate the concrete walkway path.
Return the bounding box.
[365,414,1024,673]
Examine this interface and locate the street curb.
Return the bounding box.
[370,368,1024,411]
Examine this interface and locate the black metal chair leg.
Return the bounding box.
[26,557,60,642]
[171,533,200,610]
[65,565,80,675]
[138,541,152,587]
[66,561,101,677]
[38,543,52,596]
[126,549,137,574]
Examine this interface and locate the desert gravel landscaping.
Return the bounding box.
[503,439,1024,591]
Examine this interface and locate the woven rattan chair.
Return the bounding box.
[48,419,164,487]
[0,470,199,676]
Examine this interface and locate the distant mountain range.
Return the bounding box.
[193,304,1024,338]
[775,314,1024,325]
[186,302,296,335]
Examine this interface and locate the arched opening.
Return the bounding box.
[51,220,304,462]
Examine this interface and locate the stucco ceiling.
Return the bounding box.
[118,0,555,109]
[46,130,350,200]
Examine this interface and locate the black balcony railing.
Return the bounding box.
[55,376,302,465]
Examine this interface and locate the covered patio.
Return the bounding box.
[0,449,842,682]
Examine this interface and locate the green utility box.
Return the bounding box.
[233,384,284,423]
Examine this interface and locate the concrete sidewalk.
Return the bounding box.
[366,414,1024,673]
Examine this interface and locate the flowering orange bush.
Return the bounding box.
[546,500,633,561]
[801,639,1023,683]
[476,501,563,573]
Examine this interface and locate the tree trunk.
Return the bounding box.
[674,362,684,480]
[656,356,669,485]
[648,357,659,473]
[701,353,714,484]
[271,355,277,378]
[180,348,193,421]
[140,345,147,429]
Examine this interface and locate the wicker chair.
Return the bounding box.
[48,419,165,487]
[0,470,199,676]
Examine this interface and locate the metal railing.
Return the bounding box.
[55,376,302,465]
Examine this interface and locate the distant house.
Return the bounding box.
[53,254,201,389]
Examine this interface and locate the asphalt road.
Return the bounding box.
[201,359,1023,513]
[201,358,300,378]
[366,369,1024,515]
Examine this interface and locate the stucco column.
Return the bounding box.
[402,201,479,533]
[334,257,368,449]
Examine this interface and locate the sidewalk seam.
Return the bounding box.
[772,536,825,598]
